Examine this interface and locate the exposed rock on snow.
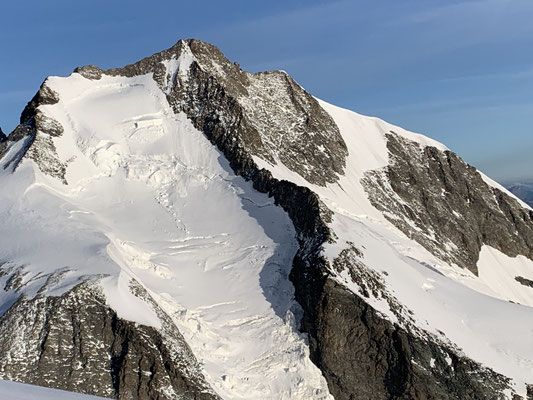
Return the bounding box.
[73,65,104,81]
[516,276,533,288]
[107,39,347,186]
[0,282,217,399]
[363,132,533,274]
[0,80,66,182]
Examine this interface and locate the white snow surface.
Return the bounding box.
[2,52,533,399]
[0,67,331,399]
[253,99,533,397]
[478,245,533,307]
[0,379,107,400]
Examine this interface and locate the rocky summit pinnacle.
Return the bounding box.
[0,39,533,400]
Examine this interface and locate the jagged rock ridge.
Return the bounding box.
[0,80,66,181]
[363,132,533,274]
[104,39,348,186]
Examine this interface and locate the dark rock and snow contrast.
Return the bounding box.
[1,39,533,400]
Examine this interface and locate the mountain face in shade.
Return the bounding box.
[1,39,533,400]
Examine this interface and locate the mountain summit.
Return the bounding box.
[1,39,533,400]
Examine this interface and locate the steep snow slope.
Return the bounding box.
[254,99,533,396]
[0,72,331,399]
[0,379,107,400]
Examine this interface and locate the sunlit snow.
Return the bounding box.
[0,70,331,399]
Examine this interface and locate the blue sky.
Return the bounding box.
[1,0,532,182]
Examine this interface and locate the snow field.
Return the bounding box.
[0,68,333,399]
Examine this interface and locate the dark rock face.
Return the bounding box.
[330,245,416,327]
[0,128,7,157]
[0,281,218,400]
[34,110,64,137]
[188,39,348,186]
[24,131,67,183]
[0,81,66,182]
[363,133,533,274]
[20,81,61,125]
[304,276,512,400]
[291,242,516,400]
[73,65,103,80]
[516,276,533,288]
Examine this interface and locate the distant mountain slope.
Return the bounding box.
[506,181,533,208]
[1,39,533,400]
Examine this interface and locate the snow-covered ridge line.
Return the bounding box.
[319,99,533,396]
[315,98,530,213]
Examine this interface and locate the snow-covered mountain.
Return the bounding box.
[1,39,533,400]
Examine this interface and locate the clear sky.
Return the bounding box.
[1,0,532,183]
